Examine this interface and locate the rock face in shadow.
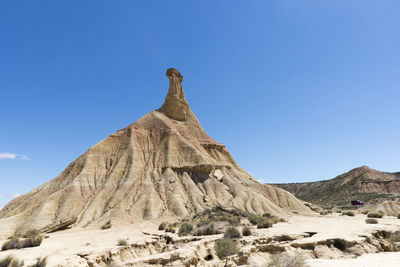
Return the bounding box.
[0,68,311,237]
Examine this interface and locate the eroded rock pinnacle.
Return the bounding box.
[158,68,190,121]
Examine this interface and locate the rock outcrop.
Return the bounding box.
[0,68,311,238]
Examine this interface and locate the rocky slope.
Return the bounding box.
[0,68,311,238]
[272,166,400,208]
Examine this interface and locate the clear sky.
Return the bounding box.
[1,1,399,208]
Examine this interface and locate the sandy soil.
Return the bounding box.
[307,252,400,267]
[0,213,399,266]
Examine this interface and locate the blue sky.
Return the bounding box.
[1,1,399,207]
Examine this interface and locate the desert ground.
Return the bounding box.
[1,212,399,266]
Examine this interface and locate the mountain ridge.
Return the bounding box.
[272,166,400,208]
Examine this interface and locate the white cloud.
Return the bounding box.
[0,152,31,161]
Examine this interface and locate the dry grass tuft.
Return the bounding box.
[0,255,24,267]
[367,212,383,218]
[23,229,40,238]
[342,211,355,216]
[117,239,128,246]
[28,257,47,267]
[101,221,111,230]
[158,222,168,230]
[268,251,308,267]
[365,218,378,224]
[1,236,43,251]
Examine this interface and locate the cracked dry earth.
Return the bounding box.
[1,213,400,266]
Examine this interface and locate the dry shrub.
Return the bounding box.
[257,218,273,229]
[319,211,329,215]
[0,255,24,267]
[215,239,238,259]
[20,236,43,248]
[165,225,176,233]
[224,227,241,239]
[361,210,369,215]
[365,218,378,224]
[1,236,43,251]
[368,212,383,218]
[397,214,400,219]
[101,221,111,230]
[1,238,20,251]
[28,257,47,267]
[117,239,128,246]
[178,223,193,236]
[158,222,168,230]
[268,251,308,267]
[342,211,355,216]
[242,227,252,236]
[390,231,400,243]
[23,229,40,238]
[194,223,219,236]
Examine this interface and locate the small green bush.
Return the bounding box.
[214,239,238,259]
[224,227,241,239]
[178,223,193,236]
[342,211,355,216]
[368,212,383,218]
[23,229,40,238]
[366,218,378,224]
[158,222,168,230]
[0,256,24,267]
[242,227,252,236]
[117,239,128,246]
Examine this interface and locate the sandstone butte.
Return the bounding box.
[0,68,312,238]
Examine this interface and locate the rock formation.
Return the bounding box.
[0,68,311,238]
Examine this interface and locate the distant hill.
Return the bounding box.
[271,166,400,208]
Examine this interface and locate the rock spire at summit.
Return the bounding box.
[158,68,190,121]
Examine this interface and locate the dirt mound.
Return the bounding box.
[0,68,312,238]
